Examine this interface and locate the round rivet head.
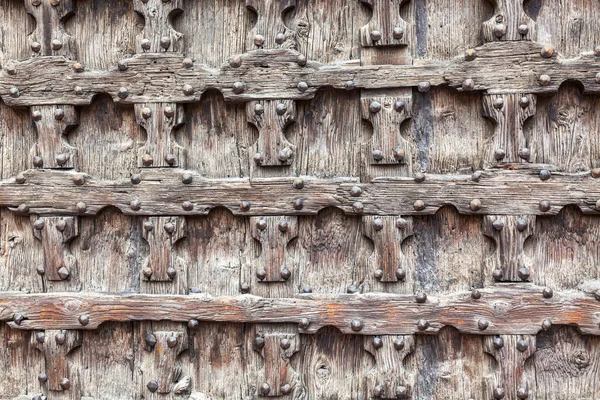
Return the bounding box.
[254,337,265,348]
[15,174,26,184]
[229,56,241,68]
[78,314,89,326]
[393,26,404,39]
[276,103,288,115]
[297,81,308,92]
[145,333,157,349]
[275,33,286,44]
[33,156,43,168]
[36,264,45,275]
[56,220,66,232]
[31,42,41,52]
[539,200,551,212]
[516,219,528,232]
[374,269,384,280]
[18,204,30,214]
[373,384,384,397]
[164,222,175,234]
[297,54,307,66]
[254,34,265,46]
[143,221,154,232]
[13,313,24,325]
[159,36,171,50]
[470,199,482,211]
[518,24,529,35]
[393,338,405,350]
[493,336,504,349]
[595,290,600,301]
[493,98,504,109]
[58,267,70,280]
[395,267,406,281]
[166,267,177,280]
[166,336,178,348]
[414,172,426,183]
[31,110,42,121]
[350,186,362,197]
[33,219,45,230]
[464,48,477,61]
[38,372,48,383]
[141,107,152,119]
[36,332,45,343]
[73,62,84,72]
[299,318,310,329]
[372,218,384,231]
[396,386,408,398]
[181,173,192,184]
[117,87,129,99]
[163,107,175,118]
[280,267,291,280]
[492,219,504,231]
[278,220,289,232]
[478,319,489,330]
[539,74,551,86]
[415,291,427,303]
[74,86,84,95]
[493,23,507,38]
[372,337,383,349]
[256,219,267,230]
[60,378,70,389]
[56,153,69,166]
[55,332,66,344]
[471,289,482,299]
[540,46,554,58]
[240,201,251,211]
[519,96,530,108]
[302,286,313,293]
[5,63,16,75]
[543,287,553,298]
[494,148,506,161]
[165,153,176,165]
[188,319,200,329]
[182,84,194,96]
[413,200,425,211]
[31,0,41,5]
[517,338,528,352]
[395,218,408,229]
[281,384,292,395]
[142,154,153,167]
[519,148,531,160]
[292,178,304,189]
[260,383,271,395]
[280,338,291,349]
[352,201,364,213]
[370,30,382,42]
[347,284,359,294]
[372,149,384,161]
[147,380,159,392]
[539,169,551,181]
[130,199,141,211]
[140,39,151,50]
[394,100,405,112]
[350,319,363,331]
[462,78,475,91]
[493,268,504,281]
[131,174,142,184]
[256,268,267,280]
[369,101,382,113]
[493,387,505,399]
[518,267,530,281]
[9,87,20,98]
[232,81,245,94]
[471,171,482,182]
[595,46,600,57]
[117,60,128,71]
[183,58,193,68]
[51,39,63,50]
[418,82,431,92]
[542,319,551,331]
[76,202,87,214]
[344,81,355,91]
[417,319,429,331]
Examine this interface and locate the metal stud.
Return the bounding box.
[131,174,142,184]
[142,154,153,166]
[540,46,554,58]
[395,267,406,281]
[369,101,382,113]
[33,219,45,230]
[275,33,287,44]
[539,169,551,181]
[344,81,355,91]
[394,100,405,112]
[297,54,307,66]
[159,36,171,50]
[539,200,551,212]
[297,81,309,92]
[183,58,193,68]
[471,289,482,299]
[374,269,384,280]
[478,318,489,330]
[51,39,63,50]
[164,107,175,118]
[55,332,66,345]
[462,78,475,91]
[493,23,507,38]
[595,72,600,84]
[56,219,66,232]
[519,96,530,108]
[276,103,288,115]
[117,87,129,99]
[299,318,310,329]
[281,384,292,395]
[117,60,128,71]
[347,284,359,294]
[13,313,24,325]
[352,201,364,213]
[56,153,69,166]
[73,62,84,72]
[181,173,192,184]
[595,46,600,57]
[147,380,159,392]
[415,291,427,303]
[417,319,429,331]
[372,150,384,161]
[471,170,482,182]
[18,204,30,214]
[76,202,87,214]
[188,319,200,329]
[373,385,384,397]
[15,174,26,184]
[414,172,426,183]
[372,218,384,231]
[256,268,267,280]
[164,222,175,234]
[36,264,45,275]
[229,56,241,68]
[393,338,405,350]
[518,267,530,281]
[240,201,251,211]
[280,338,291,349]
[254,336,265,349]
[260,383,270,395]
[254,34,265,46]
[539,74,551,86]
[517,338,528,352]
[58,267,70,280]
[464,49,476,61]
[493,387,506,399]
[279,147,291,163]
[418,82,431,93]
[350,319,363,332]
[232,82,245,94]
[140,39,151,50]
[130,199,141,211]
[493,336,504,349]
[494,148,506,161]
[516,218,528,232]
[372,337,383,349]
[350,186,362,197]
[470,199,482,211]
[393,26,404,40]
[303,286,313,293]
[518,24,529,35]
[36,332,45,343]
[492,268,504,281]
[395,218,408,229]
[370,30,382,42]
[182,84,194,95]
[145,332,157,347]
[493,98,504,110]
[519,148,531,160]
[595,290,600,301]
[542,319,551,331]
[413,200,425,211]
[74,86,84,95]
[60,378,70,389]
[31,42,41,52]
[543,287,553,298]
[280,267,291,280]
[9,87,20,98]
[164,154,176,165]
[166,336,178,348]
[38,373,48,383]
[167,267,177,279]
[33,156,43,168]
[396,386,408,398]
[141,107,152,119]
[78,314,89,326]
[492,219,504,231]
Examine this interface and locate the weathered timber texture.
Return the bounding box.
[2,285,600,335]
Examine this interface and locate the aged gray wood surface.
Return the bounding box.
[1,0,600,399]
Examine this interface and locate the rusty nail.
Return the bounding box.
[372,218,384,231]
[302,286,313,293]
[35,333,45,345]
[254,34,265,46]
[276,103,288,115]
[372,149,384,161]
[350,186,362,197]
[516,218,528,231]
[519,96,530,108]
[164,154,176,165]
[493,23,507,38]
[396,386,408,398]
[350,319,363,331]
[394,100,405,112]
[278,219,289,232]
[56,153,69,166]
[143,221,154,232]
[540,46,554,58]
[51,39,63,50]
[72,174,85,185]
[370,30,382,42]
[413,200,425,211]
[59,377,71,389]
[118,87,129,99]
[539,74,551,86]
[33,219,45,230]
[18,204,29,214]
[347,284,359,294]
[141,154,153,167]
[142,267,153,278]
[182,84,194,95]
[493,98,504,109]
[373,385,384,397]
[478,319,489,330]
[164,222,176,234]
[73,62,84,72]
[518,24,529,35]
[294,198,304,210]
[471,171,482,182]
[393,26,404,39]
[462,78,475,91]
[31,42,41,52]
[240,283,250,293]
[395,218,408,229]
[464,48,477,61]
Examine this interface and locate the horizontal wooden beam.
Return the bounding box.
[1,42,598,106]
[5,167,600,216]
[2,284,599,335]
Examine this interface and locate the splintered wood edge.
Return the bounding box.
[1,42,599,106]
[5,168,600,216]
[2,285,599,334]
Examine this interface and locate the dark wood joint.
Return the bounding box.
[250,216,298,282]
[31,216,79,281]
[31,329,82,391]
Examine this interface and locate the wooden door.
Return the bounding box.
[1,0,600,399]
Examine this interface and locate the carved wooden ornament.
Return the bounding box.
[133,0,183,53]
[253,331,299,396]
[31,216,79,281]
[250,216,298,282]
[142,327,189,394]
[360,0,410,47]
[483,0,536,42]
[31,329,82,391]
[25,0,76,57]
[141,216,186,282]
[246,0,296,49]
[135,103,186,168]
[365,335,415,399]
[30,105,79,169]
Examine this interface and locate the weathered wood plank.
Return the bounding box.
[3,285,600,335]
[6,168,600,216]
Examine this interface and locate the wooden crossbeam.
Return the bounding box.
[2,285,600,335]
